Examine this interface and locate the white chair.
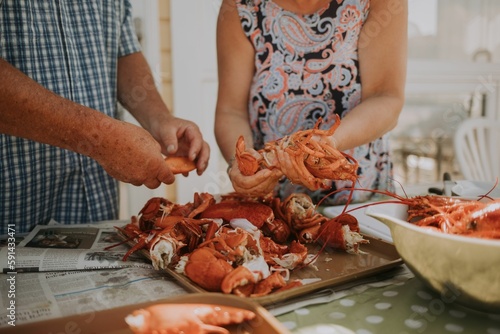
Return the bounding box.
[454,117,500,181]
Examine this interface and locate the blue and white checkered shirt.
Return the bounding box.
[0,0,141,234]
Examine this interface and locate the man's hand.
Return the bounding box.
[116,52,210,178]
[150,116,210,176]
[91,120,177,189]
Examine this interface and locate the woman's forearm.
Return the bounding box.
[333,94,404,151]
[214,108,253,163]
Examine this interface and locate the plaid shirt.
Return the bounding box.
[0,0,141,234]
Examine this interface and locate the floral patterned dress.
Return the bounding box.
[235,0,395,205]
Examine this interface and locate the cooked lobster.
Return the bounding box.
[125,303,256,334]
[235,114,358,191]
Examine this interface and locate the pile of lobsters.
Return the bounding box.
[115,192,368,297]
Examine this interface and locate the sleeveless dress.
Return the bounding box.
[235,0,395,205]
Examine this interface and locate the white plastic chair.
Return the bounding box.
[454,117,500,181]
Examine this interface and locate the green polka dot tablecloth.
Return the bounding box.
[275,266,500,334]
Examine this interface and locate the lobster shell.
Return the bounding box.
[198,201,274,229]
[125,303,256,334]
[164,156,197,174]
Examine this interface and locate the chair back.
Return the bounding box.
[454,117,500,181]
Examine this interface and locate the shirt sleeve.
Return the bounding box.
[119,0,142,57]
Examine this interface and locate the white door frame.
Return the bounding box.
[171,0,233,204]
[119,0,165,219]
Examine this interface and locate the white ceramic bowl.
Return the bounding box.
[365,202,500,313]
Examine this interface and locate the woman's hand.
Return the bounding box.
[228,160,283,197]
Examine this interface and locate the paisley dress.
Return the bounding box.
[235,0,395,205]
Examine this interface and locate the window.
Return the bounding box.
[391,0,500,188]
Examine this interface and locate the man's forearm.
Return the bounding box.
[117,52,173,132]
[0,58,116,157]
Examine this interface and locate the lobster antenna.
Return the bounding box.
[316,175,362,207]
[341,182,356,215]
[391,177,408,198]
[477,177,499,201]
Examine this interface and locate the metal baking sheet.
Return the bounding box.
[118,230,403,306]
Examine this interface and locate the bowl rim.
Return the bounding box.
[365,203,500,247]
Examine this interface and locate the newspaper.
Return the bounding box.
[0,221,152,273]
[0,267,189,327]
[0,220,189,328]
